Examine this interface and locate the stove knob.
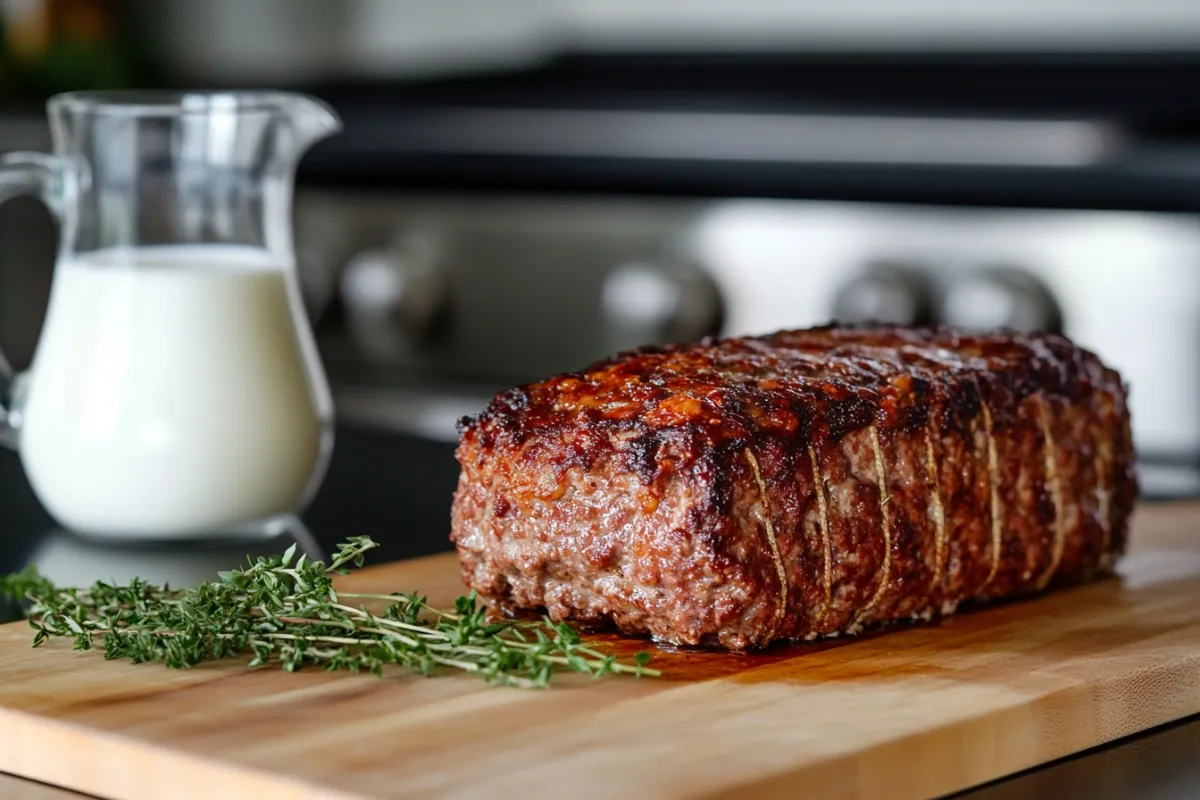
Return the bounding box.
[832,263,935,326]
[340,234,447,358]
[941,267,1062,333]
[601,259,723,350]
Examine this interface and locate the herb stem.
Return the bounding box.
[1,536,658,688]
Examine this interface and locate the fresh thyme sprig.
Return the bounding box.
[0,537,658,688]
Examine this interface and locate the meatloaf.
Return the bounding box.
[450,325,1137,651]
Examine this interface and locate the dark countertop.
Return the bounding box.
[0,424,465,580]
[1,422,1197,799]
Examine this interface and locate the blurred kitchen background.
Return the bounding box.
[3,0,1200,510]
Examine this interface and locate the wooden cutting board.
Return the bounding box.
[2,502,1200,800]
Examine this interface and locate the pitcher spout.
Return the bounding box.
[277,94,343,153]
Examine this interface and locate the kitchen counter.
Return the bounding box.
[0,424,464,580]
[0,772,87,799]
[1,423,1198,799]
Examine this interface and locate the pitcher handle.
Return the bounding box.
[0,151,71,451]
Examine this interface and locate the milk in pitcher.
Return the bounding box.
[18,245,330,536]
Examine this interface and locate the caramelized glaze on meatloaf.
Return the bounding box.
[450,325,1137,650]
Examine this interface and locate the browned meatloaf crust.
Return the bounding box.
[450,325,1137,651]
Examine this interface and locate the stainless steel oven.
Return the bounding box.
[294,190,1200,479]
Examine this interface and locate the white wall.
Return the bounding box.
[562,0,1200,51]
[144,0,1200,84]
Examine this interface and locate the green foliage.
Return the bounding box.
[1,537,658,689]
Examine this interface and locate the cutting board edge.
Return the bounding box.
[0,705,363,800]
[707,650,1200,800]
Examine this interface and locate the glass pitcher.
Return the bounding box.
[0,91,341,539]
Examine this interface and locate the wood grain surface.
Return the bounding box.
[1,502,1199,800]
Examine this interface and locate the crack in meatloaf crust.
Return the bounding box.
[450,324,1137,651]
